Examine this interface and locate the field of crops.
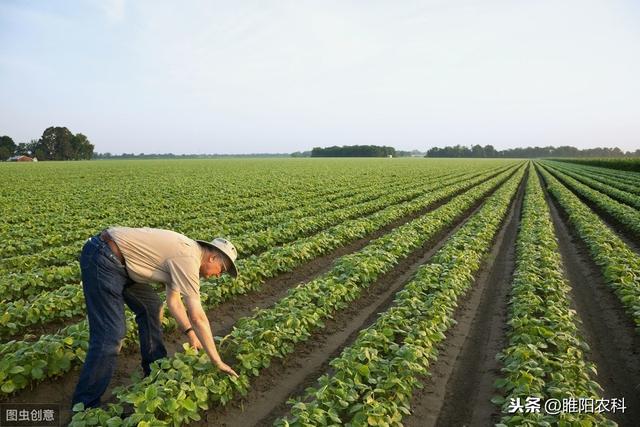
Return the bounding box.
[1,158,639,427]
[554,157,640,172]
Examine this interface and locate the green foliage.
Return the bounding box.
[539,162,640,240]
[0,160,519,396]
[494,170,614,426]
[543,161,640,197]
[276,165,524,426]
[537,164,640,331]
[426,145,637,159]
[68,164,524,426]
[31,126,94,160]
[0,135,17,160]
[555,157,640,172]
[2,157,634,425]
[543,161,640,210]
[311,145,396,157]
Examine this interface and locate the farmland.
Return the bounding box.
[1,158,639,427]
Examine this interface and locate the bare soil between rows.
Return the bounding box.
[541,169,640,427]
[194,180,504,427]
[402,168,525,427]
[404,166,640,427]
[3,172,508,425]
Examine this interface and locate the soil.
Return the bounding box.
[9,165,639,427]
[402,169,525,427]
[2,172,508,426]
[195,179,499,427]
[541,170,640,427]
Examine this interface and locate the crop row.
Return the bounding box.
[2,174,430,307]
[0,179,405,300]
[0,166,510,336]
[0,264,80,302]
[0,167,343,238]
[544,161,640,197]
[67,165,524,426]
[0,171,464,302]
[0,165,519,396]
[542,161,640,210]
[537,164,640,330]
[0,167,404,256]
[554,158,640,173]
[2,161,476,256]
[539,163,640,240]
[0,171,423,266]
[275,163,524,426]
[493,170,611,426]
[552,160,640,186]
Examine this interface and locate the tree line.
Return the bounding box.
[311,145,397,157]
[425,144,640,158]
[0,127,94,161]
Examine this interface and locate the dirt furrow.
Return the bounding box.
[195,184,503,426]
[4,173,506,425]
[402,169,525,427]
[541,170,640,427]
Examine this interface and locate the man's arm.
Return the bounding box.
[165,288,192,331]
[165,289,201,348]
[166,289,238,377]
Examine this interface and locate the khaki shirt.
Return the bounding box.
[108,227,203,297]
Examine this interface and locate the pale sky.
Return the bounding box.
[1,0,639,154]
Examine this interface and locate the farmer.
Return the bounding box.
[71,227,239,409]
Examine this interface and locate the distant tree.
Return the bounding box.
[72,133,94,160]
[290,151,311,157]
[15,141,34,156]
[471,144,485,158]
[311,145,396,157]
[552,146,580,158]
[426,147,441,157]
[14,143,28,156]
[93,152,112,159]
[0,135,17,160]
[483,145,497,157]
[427,144,472,158]
[425,144,636,158]
[39,127,73,160]
[451,145,471,157]
[33,127,94,160]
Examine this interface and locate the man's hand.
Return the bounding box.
[216,361,239,378]
[187,332,202,350]
[180,295,239,378]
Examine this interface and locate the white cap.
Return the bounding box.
[196,237,238,277]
